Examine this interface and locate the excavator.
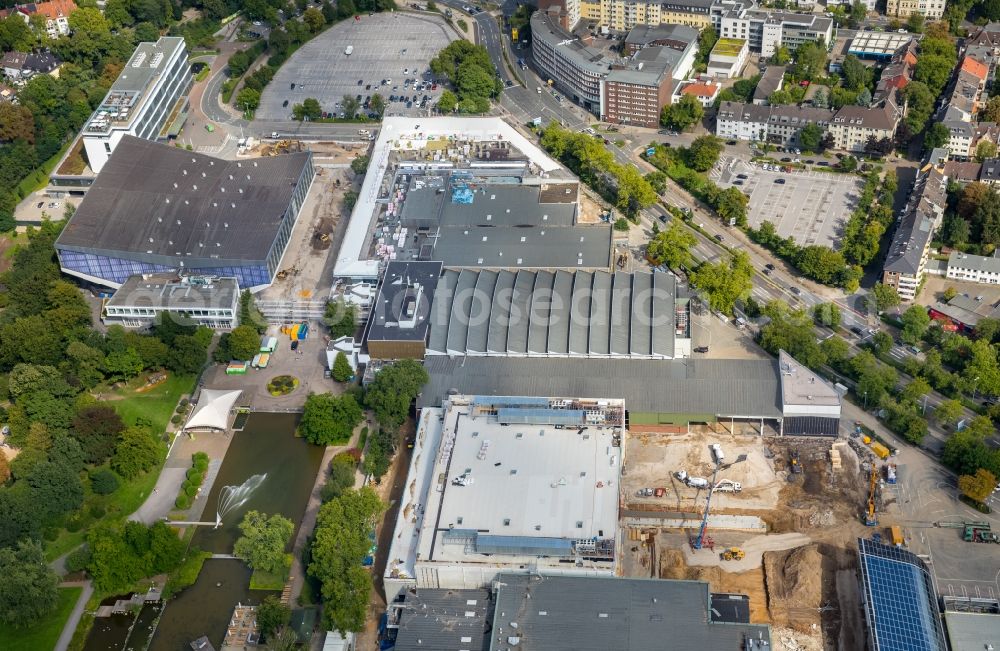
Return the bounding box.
[863,465,878,527]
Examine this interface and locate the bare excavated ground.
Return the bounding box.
[623,432,873,649]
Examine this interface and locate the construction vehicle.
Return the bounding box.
[790,450,803,474]
[653,487,666,498]
[884,463,897,484]
[711,443,725,465]
[890,525,904,547]
[864,465,878,527]
[675,470,710,489]
[862,436,891,459]
[721,547,745,561]
[714,479,743,493]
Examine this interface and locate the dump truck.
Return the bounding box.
[890,525,904,547]
[721,547,745,561]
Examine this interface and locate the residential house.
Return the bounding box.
[828,101,902,152]
[752,65,785,105]
[1,49,60,79]
[881,166,948,301]
[679,80,721,106]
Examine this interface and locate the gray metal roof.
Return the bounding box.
[106,273,238,311]
[56,136,312,264]
[391,587,493,651]
[778,350,841,408]
[625,23,700,48]
[425,270,679,358]
[400,182,578,230]
[112,37,185,95]
[949,250,1000,275]
[531,11,610,77]
[883,167,947,276]
[488,574,771,651]
[365,260,443,343]
[418,356,783,418]
[431,225,612,269]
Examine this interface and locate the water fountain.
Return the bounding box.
[215,474,267,527]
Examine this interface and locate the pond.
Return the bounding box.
[147,412,323,650]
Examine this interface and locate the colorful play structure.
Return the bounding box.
[280,322,309,341]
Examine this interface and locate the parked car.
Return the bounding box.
[780,157,792,162]
[851,326,864,336]
[765,263,775,270]
[291,340,299,351]
[734,180,744,185]
[737,173,748,179]
[694,346,709,353]
[713,234,723,242]
[774,178,786,184]
[726,140,737,145]
[817,161,830,166]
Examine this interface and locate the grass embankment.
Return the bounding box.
[0,586,82,651]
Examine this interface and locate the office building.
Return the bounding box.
[708,37,749,78]
[719,10,833,57]
[885,0,946,20]
[944,251,1000,285]
[103,273,240,330]
[56,136,315,292]
[83,37,191,174]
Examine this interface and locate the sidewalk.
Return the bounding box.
[54,580,93,651]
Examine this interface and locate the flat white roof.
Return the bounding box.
[333,117,563,280]
[385,396,622,583]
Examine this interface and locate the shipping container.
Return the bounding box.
[870,442,890,459]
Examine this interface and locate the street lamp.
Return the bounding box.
[863,390,868,410]
[973,376,980,401]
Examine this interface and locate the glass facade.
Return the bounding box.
[58,251,270,289]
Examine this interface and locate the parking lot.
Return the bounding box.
[257,12,455,120]
[712,157,863,250]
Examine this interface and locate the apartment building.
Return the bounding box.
[531,10,608,114]
[605,44,693,127]
[885,0,946,20]
[719,10,833,57]
[82,37,190,174]
[623,22,700,55]
[881,166,948,301]
[828,102,901,152]
[716,100,898,152]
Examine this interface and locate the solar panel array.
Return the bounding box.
[858,538,947,651]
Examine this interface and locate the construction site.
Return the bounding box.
[619,428,901,650]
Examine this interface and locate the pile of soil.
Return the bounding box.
[764,544,823,632]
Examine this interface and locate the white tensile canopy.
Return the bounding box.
[183,389,242,431]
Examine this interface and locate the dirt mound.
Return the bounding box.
[764,544,823,633]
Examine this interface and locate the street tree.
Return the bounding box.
[646,220,696,269]
[799,122,824,153]
[716,187,749,227]
[923,121,951,150]
[660,94,703,131]
[812,303,841,328]
[870,282,901,312]
[370,93,385,116]
[934,398,963,426]
[958,468,997,504]
[686,135,724,172]
[236,87,260,112]
[900,305,931,344]
[233,511,294,574]
[870,331,893,356]
[299,393,363,446]
[690,252,754,316]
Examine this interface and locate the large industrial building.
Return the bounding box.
[417,350,840,435]
[55,136,315,292]
[82,37,191,174]
[389,574,771,650]
[383,395,624,595]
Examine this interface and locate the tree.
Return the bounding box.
[820,335,850,366]
[257,595,292,640]
[71,405,126,465]
[976,140,998,162]
[350,155,370,175]
[309,488,385,632]
[690,252,754,316]
[268,626,299,651]
[303,6,326,31]
[975,317,1000,343]
[324,300,358,338]
[236,87,261,112]
[799,122,824,153]
[924,122,951,150]
[793,40,828,80]
[984,96,1000,123]
[813,303,841,328]
[0,104,35,144]
[69,7,110,34]
[226,325,261,361]
[717,187,749,227]
[871,283,901,312]
[332,352,354,382]
[166,335,207,374]
[111,426,161,479]
[900,305,931,344]
[841,54,871,92]
[772,46,791,65]
[299,393,363,446]
[294,97,323,120]
[321,454,358,502]
[233,511,294,574]
[871,331,894,356]
[934,398,963,426]
[364,360,429,431]
[370,93,385,116]
[660,94,704,131]
[646,220,696,269]
[645,170,667,194]
[958,468,997,504]
[103,348,144,381]
[902,81,936,133]
[686,135,724,172]
[0,540,59,628]
[0,450,9,485]
[89,467,120,495]
[906,11,925,33]
[437,89,458,113]
[901,376,931,403]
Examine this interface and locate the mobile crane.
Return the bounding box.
[863,465,878,527]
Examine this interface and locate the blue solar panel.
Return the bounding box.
[858,538,946,651]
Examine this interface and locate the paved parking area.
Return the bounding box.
[258,13,455,120]
[712,157,863,250]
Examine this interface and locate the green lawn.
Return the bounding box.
[0,586,81,651]
[15,141,72,199]
[165,549,212,597]
[249,565,289,591]
[112,373,196,431]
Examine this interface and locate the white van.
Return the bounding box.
[358,129,371,137]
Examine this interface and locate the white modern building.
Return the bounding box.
[945,251,1000,285]
[83,36,190,174]
[719,9,833,57]
[103,273,240,330]
[383,395,623,596]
